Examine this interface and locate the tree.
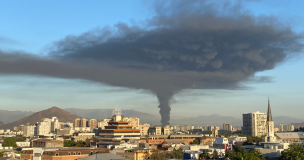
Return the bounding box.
[75,140,85,147]
[0,152,3,157]
[170,147,184,159]
[190,139,200,145]
[212,150,218,159]
[64,140,75,147]
[150,150,170,160]
[2,137,17,148]
[200,150,210,159]
[280,143,304,160]
[145,135,150,143]
[225,145,265,160]
[85,138,90,147]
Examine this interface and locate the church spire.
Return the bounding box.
[267,97,273,121]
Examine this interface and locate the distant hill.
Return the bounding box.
[65,108,161,125]
[0,107,82,130]
[0,110,34,124]
[291,122,304,129]
[273,116,304,126]
[170,114,242,127]
[0,121,4,126]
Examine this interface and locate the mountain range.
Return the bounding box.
[0,107,81,129]
[1,107,304,130]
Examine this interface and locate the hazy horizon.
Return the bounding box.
[1,0,304,123]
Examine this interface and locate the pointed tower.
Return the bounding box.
[266,98,275,142]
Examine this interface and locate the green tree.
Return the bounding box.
[200,150,210,159]
[280,143,304,160]
[75,140,85,147]
[64,140,75,147]
[212,150,218,159]
[145,135,150,143]
[190,139,200,145]
[150,150,170,160]
[0,152,3,157]
[3,137,17,148]
[85,138,90,147]
[170,147,184,159]
[225,145,265,160]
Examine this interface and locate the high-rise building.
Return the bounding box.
[205,125,214,131]
[81,118,88,127]
[286,124,294,132]
[266,98,275,142]
[37,118,52,135]
[89,119,98,129]
[276,124,284,132]
[51,117,60,132]
[23,124,36,137]
[223,123,232,131]
[73,118,81,128]
[242,111,267,137]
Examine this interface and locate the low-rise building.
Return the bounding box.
[31,139,64,148]
[275,132,304,142]
[73,132,95,142]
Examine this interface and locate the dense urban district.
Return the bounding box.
[0,100,304,160]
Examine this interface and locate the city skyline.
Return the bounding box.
[0,0,304,122]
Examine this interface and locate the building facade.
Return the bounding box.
[223,123,232,131]
[99,112,140,148]
[242,111,267,137]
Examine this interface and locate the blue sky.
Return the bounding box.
[0,0,303,119]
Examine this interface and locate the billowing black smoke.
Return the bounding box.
[0,0,303,126]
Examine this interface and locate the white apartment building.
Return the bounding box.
[37,118,52,135]
[23,125,36,137]
[122,117,140,129]
[277,124,284,132]
[98,118,111,129]
[223,123,232,131]
[286,124,294,132]
[242,111,267,137]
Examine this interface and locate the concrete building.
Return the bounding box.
[148,126,162,135]
[98,119,111,129]
[163,125,171,135]
[81,118,89,128]
[31,139,64,148]
[286,124,294,132]
[274,132,304,142]
[23,124,36,137]
[99,110,141,148]
[74,118,81,128]
[37,118,52,135]
[276,124,284,132]
[139,123,150,135]
[242,111,267,137]
[51,117,60,132]
[122,117,140,129]
[223,123,232,131]
[73,132,95,142]
[89,119,98,129]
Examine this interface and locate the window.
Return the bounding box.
[78,152,81,155]
[68,152,71,155]
[73,152,76,155]
[90,152,93,155]
[55,153,59,156]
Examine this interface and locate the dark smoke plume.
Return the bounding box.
[0,0,303,125]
